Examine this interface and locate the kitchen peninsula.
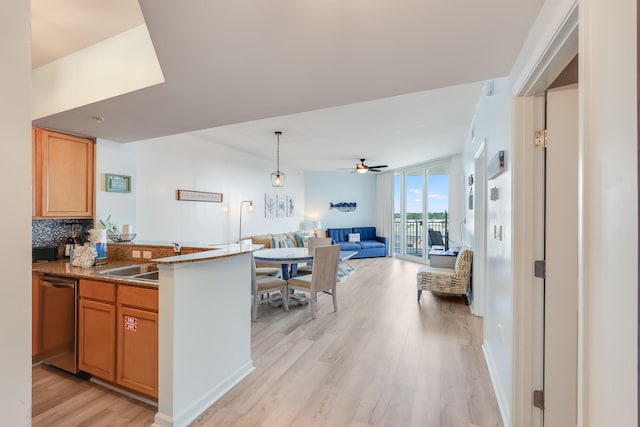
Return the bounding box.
[33,241,257,427]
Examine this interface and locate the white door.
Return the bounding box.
[543,84,579,427]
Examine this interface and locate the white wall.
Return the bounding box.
[0,2,32,425]
[304,171,376,230]
[96,136,386,244]
[462,77,514,421]
[32,25,164,120]
[133,134,305,244]
[581,0,638,424]
[95,139,137,232]
[448,154,465,246]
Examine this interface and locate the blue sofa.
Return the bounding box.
[325,227,388,258]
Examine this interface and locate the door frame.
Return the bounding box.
[471,141,487,317]
[510,1,579,426]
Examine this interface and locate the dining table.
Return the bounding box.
[253,247,358,304]
[252,247,314,280]
[253,247,359,280]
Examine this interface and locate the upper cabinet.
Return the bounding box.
[33,127,95,218]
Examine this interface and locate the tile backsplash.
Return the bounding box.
[32,219,94,251]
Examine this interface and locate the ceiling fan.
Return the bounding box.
[339,159,389,174]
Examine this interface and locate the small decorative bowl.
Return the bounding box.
[107,230,136,242]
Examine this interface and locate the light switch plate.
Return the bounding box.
[143,250,152,259]
[132,250,141,258]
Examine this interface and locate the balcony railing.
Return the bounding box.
[392,218,447,257]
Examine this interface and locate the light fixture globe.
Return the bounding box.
[271,131,286,187]
[271,171,285,187]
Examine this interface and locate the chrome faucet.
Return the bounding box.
[172,242,182,255]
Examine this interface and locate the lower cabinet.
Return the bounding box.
[116,306,158,397]
[116,286,158,398]
[78,299,116,380]
[78,280,116,381]
[32,273,40,358]
[78,280,158,399]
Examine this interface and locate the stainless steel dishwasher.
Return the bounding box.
[35,275,78,374]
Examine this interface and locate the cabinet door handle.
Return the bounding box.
[41,281,75,289]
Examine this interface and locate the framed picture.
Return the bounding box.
[488,150,506,180]
[176,189,223,202]
[287,196,296,217]
[106,174,131,193]
[265,193,276,218]
[276,195,287,218]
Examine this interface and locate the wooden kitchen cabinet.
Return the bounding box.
[76,279,158,399]
[78,280,116,381]
[116,285,158,398]
[32,272,40,358]
[32,127,95,218]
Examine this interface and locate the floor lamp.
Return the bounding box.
[239,200,253,242]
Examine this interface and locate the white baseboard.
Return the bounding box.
[153,360,255,427]
[482,342,511,427]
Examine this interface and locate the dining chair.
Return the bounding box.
[286,245,340,319]
[255,266,282,277]
[240,237,281,277]
[251,255,288,321]
[428,229,445,247]
[296,237,332,276]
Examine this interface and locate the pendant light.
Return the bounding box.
[271,131,286,187]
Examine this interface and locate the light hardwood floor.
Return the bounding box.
[33,257,502,427]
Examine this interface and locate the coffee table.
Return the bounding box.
[337,250,357,280]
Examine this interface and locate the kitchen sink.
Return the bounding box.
[99,263,159,282]
[133,271,159,281]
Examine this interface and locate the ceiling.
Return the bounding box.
[30,0,145,69]
[30,0,544,172]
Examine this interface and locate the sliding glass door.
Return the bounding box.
[427,164,449,248]
[393,162,449,261]
[405,169,424,258]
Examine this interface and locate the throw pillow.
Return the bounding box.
[285,233,297,246]
[348,233,361,242]
[295,231,310,247]
[280,237,294,248]
[271,237,280,248]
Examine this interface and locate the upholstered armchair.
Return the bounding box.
[416,248,473,302]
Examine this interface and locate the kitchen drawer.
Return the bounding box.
[79,280,116,303]
[118,285,158,311]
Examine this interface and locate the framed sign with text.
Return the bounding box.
[106,174,131,193]
[176,189,223,203]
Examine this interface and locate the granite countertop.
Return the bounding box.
[109,240,235,250]
[32,259,159,288]
[32,242,262,287]
[153,242,261,265]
